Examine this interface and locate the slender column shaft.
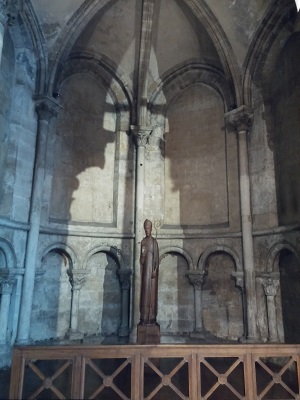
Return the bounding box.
[130,127,152,342]
[266,296,277,342]
[118,270,132,337]
[70,289,80,331]
[11,274,22,344]
[194,288,203,332]
[187,271,205,337]
[237,130,258,340]
[225,106,258,341]
[0,278,14,344]
[263,278,279,342]
[17,98,60,343]
[68,272,87,339]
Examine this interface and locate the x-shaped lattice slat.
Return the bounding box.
[255,357,298,399]
[26,359,72,400]
[200,357,245,400]
[86,358,130,400]
[144,357,188,400]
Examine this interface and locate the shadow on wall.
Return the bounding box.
[29,250,71,341]
[279,249,300,343]
[272,32,300,226]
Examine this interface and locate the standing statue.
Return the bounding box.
[137,219,160,344]
[139,219,159,325]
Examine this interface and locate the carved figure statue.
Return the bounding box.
[140,219,159,325]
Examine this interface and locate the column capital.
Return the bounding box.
[69,270,89,291]
[34,95,62,121]
[130,125,153,147]
[225,105,253,133]
[262,278,280,297]
[117,269,132,290]
[186,270,205,290]
[0,276,15,294]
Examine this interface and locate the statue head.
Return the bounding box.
[144,219,152,236]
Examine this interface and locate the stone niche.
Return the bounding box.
[50,73,117,225]
[202,252,243,340]
[157,253,194,335]
[164,83,228,228]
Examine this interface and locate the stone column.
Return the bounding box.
[67,270,88,340]
[225,106,258,341]
[117,269,132,337]
[186,270,205,338]
[130,126,152,340]
[262,277,280,343]
[17,96,60,344]
[0,274,15,345]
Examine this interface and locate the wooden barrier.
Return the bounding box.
[9,344,300,399]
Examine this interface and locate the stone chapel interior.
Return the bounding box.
[1,0,300,368]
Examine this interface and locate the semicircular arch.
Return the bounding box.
[38,243,79,269]
[83,245,127,270]
[266,241,300,273]
[0,238,17,269]
[198,245,242,273]
[159,246,195,270]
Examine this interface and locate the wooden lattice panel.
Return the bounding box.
[9,344,300,399]
[254,356,299,399]
[199,356,245,399]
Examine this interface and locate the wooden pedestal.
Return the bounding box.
[137,323,160,345]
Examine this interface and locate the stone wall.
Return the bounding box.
[1,0,300,368]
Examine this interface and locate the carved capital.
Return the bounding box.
[69,270,89,291]
[117,269,132,290]
[262,278,279,297]
[35,96,62,121]
[131,125,152,147]
[186,271,205,290]
[225,105,253,133]
[0,276,15,294]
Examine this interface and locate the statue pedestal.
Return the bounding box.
[137,323,160,344]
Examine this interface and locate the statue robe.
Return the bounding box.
[140,235,159,324]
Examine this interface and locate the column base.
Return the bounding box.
[190,330,206,340]
[137,322,160,344]
[16,337,32,345]
[118,326,129,337]
[66,329,84,341]
[239,335,260,343]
